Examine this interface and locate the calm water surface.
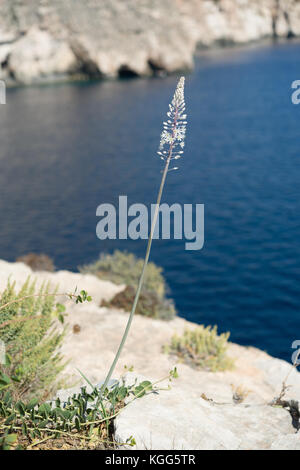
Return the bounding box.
[1,42,300,361]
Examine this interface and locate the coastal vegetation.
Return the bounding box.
[163,326,234,372]
[0,279,65,402]
[16,253,55,273]
[81,250,175,320]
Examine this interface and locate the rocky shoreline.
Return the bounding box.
[0,0,300,85]
[1,258,300,450]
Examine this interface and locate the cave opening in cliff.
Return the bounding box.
[148,59,166,77]
[118,65,139,78]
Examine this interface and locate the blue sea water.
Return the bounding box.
[0,42,300,362]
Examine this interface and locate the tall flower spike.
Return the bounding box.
[100,78,186,394]
[158,76,187,170]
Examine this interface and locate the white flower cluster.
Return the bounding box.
[157,77,187,170]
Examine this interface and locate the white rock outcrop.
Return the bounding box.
[0,259,123,306]
[8,27,77,84]
[115,373,297,450]
[0,0,300,84]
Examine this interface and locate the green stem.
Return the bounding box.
[101,158,171,391]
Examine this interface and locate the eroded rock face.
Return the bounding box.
[8,27,77,84]
[0,0,300,84]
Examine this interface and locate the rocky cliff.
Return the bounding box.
[0,1,299,83]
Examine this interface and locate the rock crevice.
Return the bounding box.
[0,0,300,84]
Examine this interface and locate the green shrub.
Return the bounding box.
[163,325,234,372]
[102,285,175,320]
[80,250,165,294]
[0,279,65,401]
[80,251,176,320]
[16,253,55,272]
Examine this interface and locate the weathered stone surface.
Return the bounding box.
[115,373,297,450]
[271,434,300,450]
[0,1,300,84]
[8,27,77,84]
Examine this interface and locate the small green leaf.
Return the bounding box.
[38,403,51,417]
[21,421,28,436]
[0,372,11,386]
[26,398,39,411]
[126,436,136,447]
[11,375,21,383]
[75,416,81,432]
[56,303,66,313]
[15,401,26,416]
[4,354,11,366]
[5,412,16,425]
[133,381,152,398]
[3,391,12,404]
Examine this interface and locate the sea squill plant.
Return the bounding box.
[101,77,187,390]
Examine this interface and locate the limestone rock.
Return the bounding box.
[271,433,300,450]
[114,374,296,450]
[0,1,300,84]
[8,27,77,84]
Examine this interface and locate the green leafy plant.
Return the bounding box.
[0,279,65,401]
[80,250,166,295]
[0,280,92,401]
[0,369,178,450]
[102,285,175,320]
[81,250,176,320]
[163,326,234,372]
